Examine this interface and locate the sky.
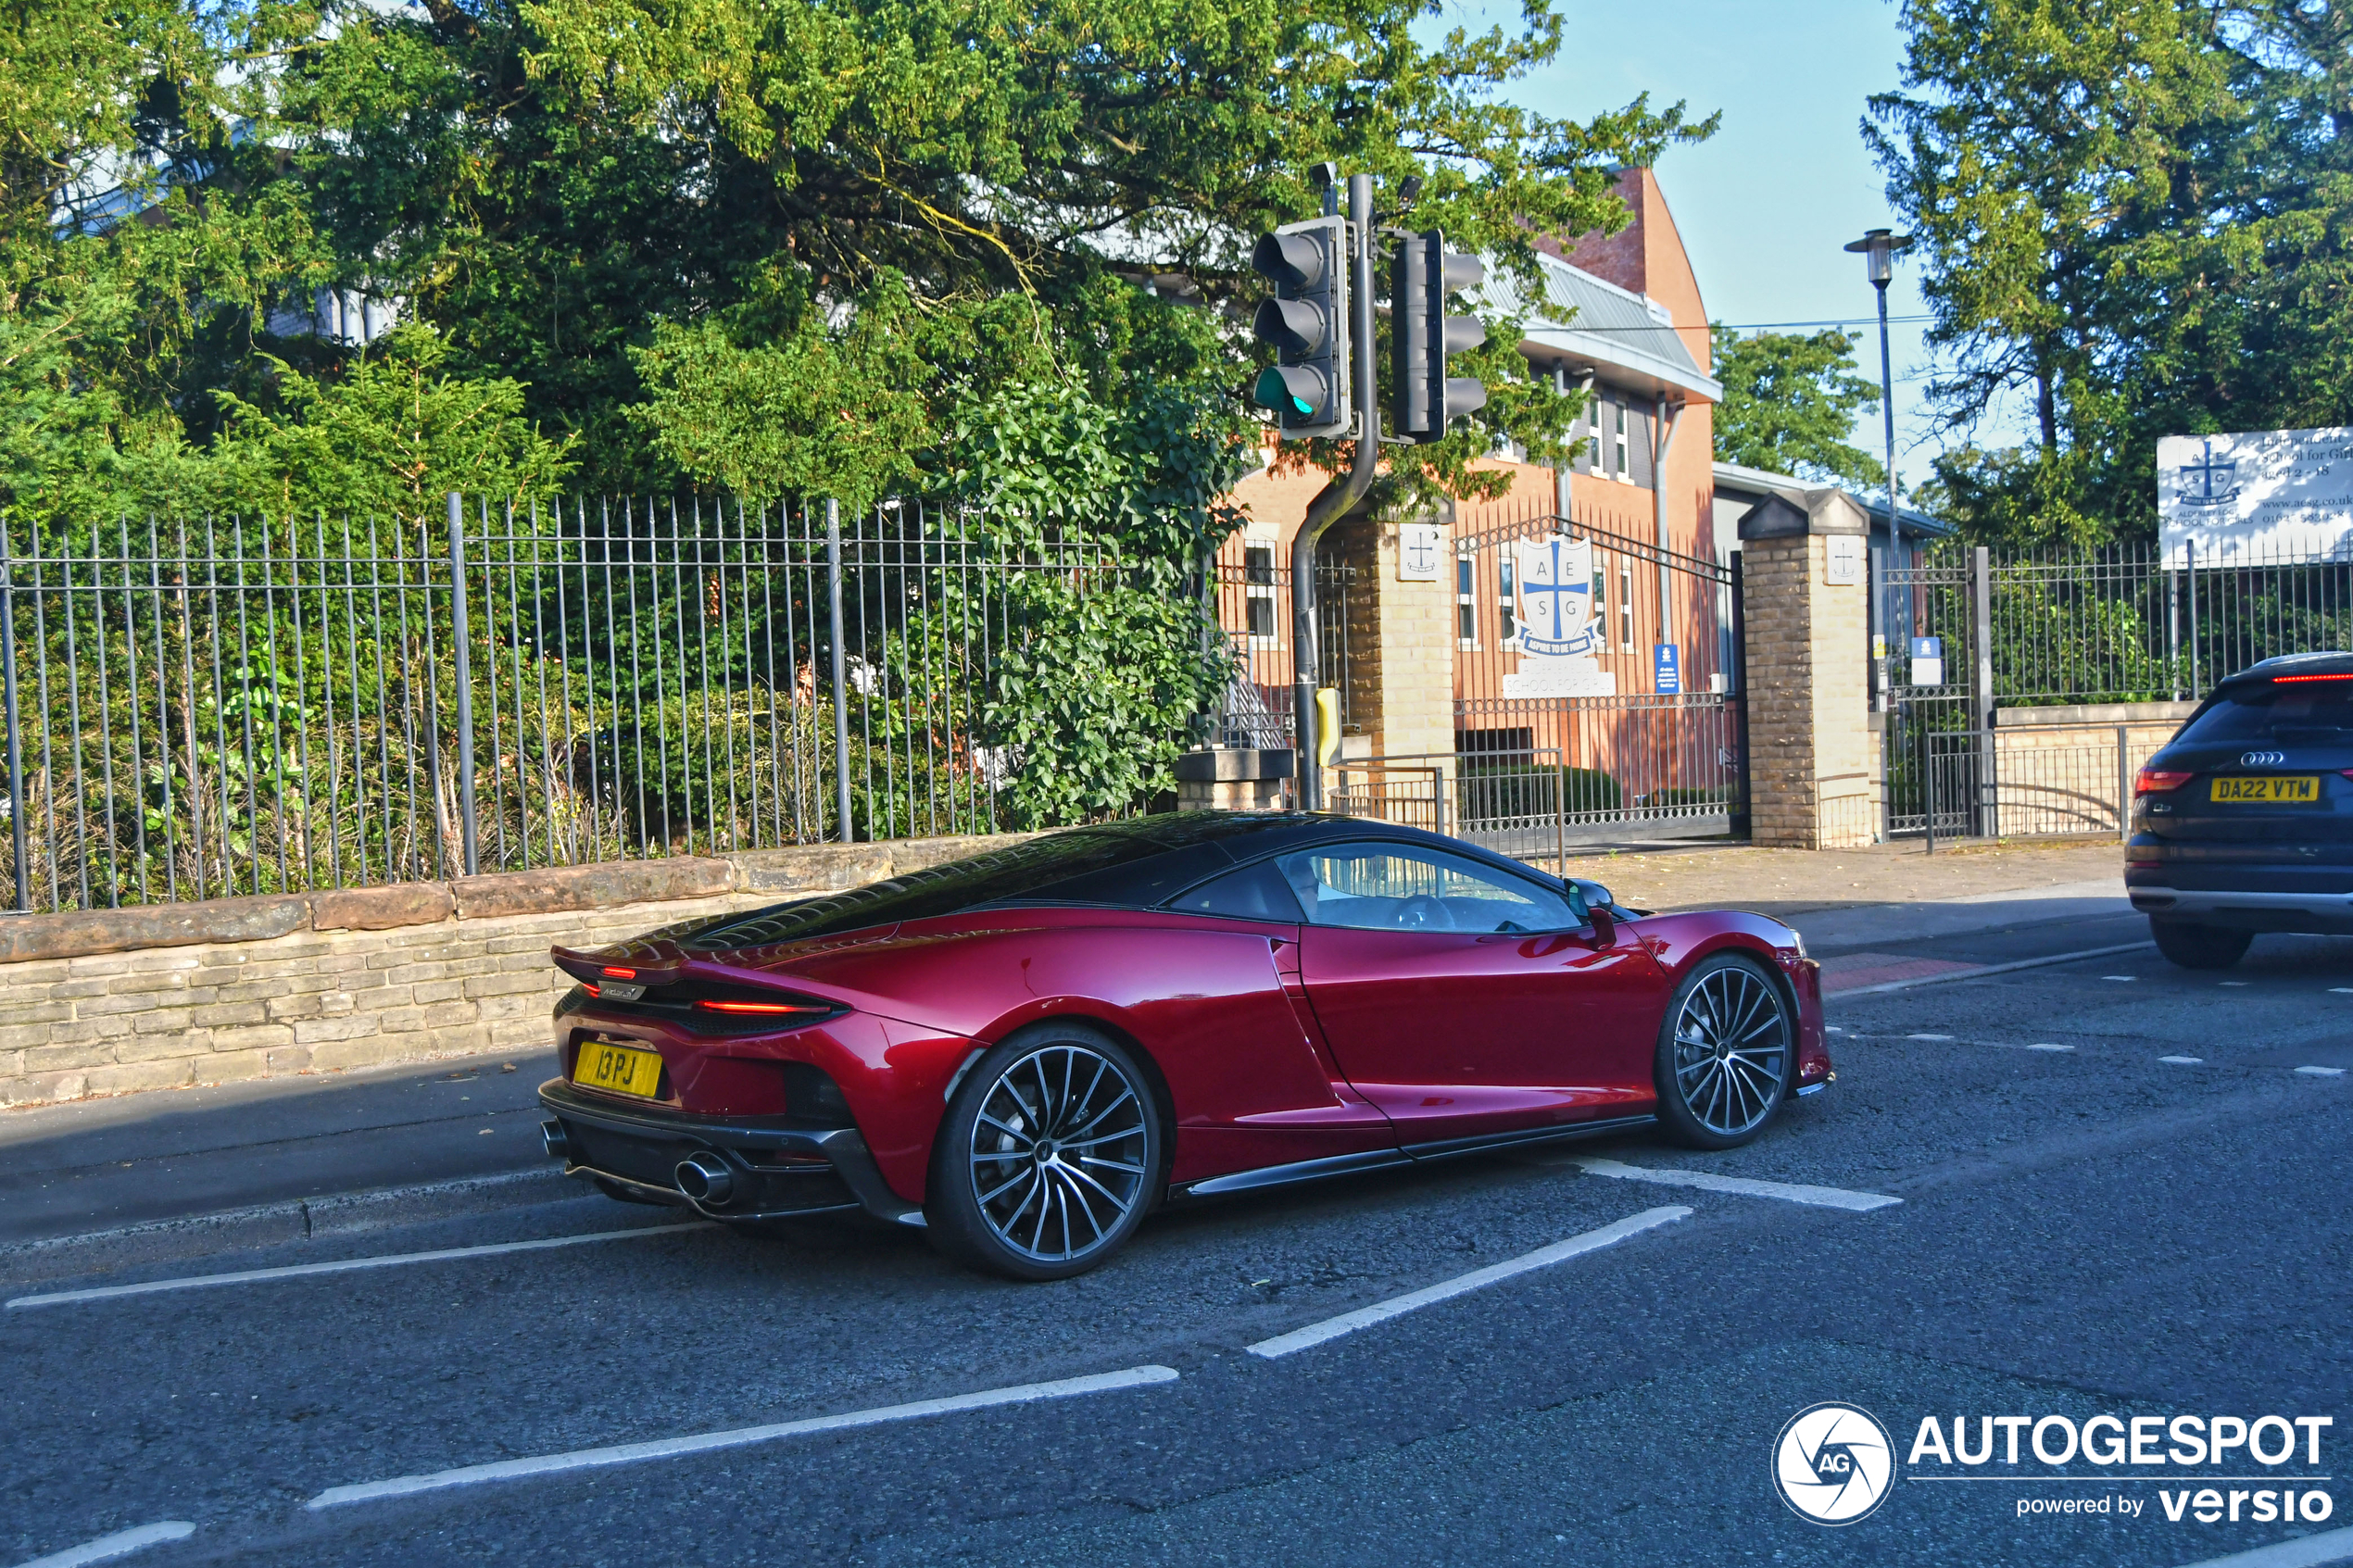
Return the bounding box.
[1447,0,1959,491]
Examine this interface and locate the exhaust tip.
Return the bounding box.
[541,1119,573,1160]
[674,1150,735,1205]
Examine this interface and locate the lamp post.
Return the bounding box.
[1843,229,1910,569]
[1844,227,1911,706]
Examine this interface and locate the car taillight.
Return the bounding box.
[583,981,600,996]
[695,998,832,1016]
[2135,769,2193,794]
[2125,856,2160,868]
[601,965,637,979]
[2272,672,2353,683]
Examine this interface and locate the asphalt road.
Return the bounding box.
[3,903,2348,1568]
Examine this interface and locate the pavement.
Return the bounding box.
[7,834,2348,1568]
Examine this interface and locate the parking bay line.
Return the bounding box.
[1245,1206,1691,1361]
[1567,1157,1904,1212]
[9,1521,195,1568]
[306,1365,1180,1509]
[5,1223,711,1311]
[2173,1524,2353,1568]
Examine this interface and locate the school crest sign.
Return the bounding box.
[2158,427,2353,564]
[1500,534,1617,698]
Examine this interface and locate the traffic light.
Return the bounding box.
[1391,231,1488,442]
[1250,216,1353,437]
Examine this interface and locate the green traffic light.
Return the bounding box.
[1254,367,1315,418]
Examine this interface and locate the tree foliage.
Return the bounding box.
[1709,326,1887,489]
[1869,0,2353,545]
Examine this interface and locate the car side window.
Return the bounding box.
[1162,859,1306,922]
[1276,845,1577,934]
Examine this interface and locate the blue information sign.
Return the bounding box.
[1654,644,1681,695]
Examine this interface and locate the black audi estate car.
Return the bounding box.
[2128,651,2353,968]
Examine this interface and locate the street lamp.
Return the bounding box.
[1844,227,1911,708]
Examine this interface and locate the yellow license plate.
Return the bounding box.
[573,1040,664,1099]
[2211,775,2319,804]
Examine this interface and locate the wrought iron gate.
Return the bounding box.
[1881,547,1989,839]
[1447,507,1744,859]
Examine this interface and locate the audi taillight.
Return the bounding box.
[2271,672,2353,683]
[2136,769,2193,794]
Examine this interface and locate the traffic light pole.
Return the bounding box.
[1291,170,1379,811]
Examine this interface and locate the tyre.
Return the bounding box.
[1654,953,1793,1150]
[925,1022,1163,1281]
[2149,918,2252,970]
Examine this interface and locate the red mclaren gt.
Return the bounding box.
[538,812,1832,1279]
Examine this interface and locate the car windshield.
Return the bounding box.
[656,824,1219,949]
[2177,680,2353,745]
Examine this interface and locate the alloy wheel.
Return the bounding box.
[1669,963,1789,1137]
[966,1044,1151,1264]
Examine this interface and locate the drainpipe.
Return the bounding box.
[1652,396,1685,661]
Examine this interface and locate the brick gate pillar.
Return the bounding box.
[1737,490,1874,848]
[1323,510,1457,815]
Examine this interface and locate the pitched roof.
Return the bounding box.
[1479,252,1723,405]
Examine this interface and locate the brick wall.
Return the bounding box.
[1740,519,1873,849]
[0,836,1025,1109]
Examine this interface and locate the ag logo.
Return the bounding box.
[1773,1403,1894,1524]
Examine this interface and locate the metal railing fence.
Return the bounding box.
[1915,722,2172,851]
[1204,553,1353,750]
[0,497,1132,913]
[1936,540,2353,706]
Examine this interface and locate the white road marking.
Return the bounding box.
[6,1223,710,1311]
[1906,1033,1955,1041]
[307,1365,1179,1509]
[2105,975,2137,981]
[2171,1524,2353,1568]
[2297,1065,2348,1078]
[1571,1157,1903,1211]
[2028,1044,2075,1052]
[2160,1056,2204,1065]
[2221,981,2249,987]
[1828,940,2153,997]
[1244,1207,1691,1361]
[2334,988,2353,996]
[10,1522,195,1568]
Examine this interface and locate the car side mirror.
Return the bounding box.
[1564,879,1616,944]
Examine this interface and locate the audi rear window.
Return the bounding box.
[2177,680,2353,745]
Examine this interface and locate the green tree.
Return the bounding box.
[1860,0,2353,546]
[213,325,577,521]
[1709,326,1887,488]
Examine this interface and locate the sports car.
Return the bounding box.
[537,811,1833,1279]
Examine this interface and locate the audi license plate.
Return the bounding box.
[2211,775,2320,804]
[573,1040,663,1098]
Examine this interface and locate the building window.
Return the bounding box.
[1497,553,1517,645]
[1587,398,1605,476]
[1612,405,1630,481]
[1618,561,1635,651]
[1457,555,1477,645]
[1244,546,1277,640]
[1591,552,1607,640]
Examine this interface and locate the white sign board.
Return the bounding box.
[1825,534,1863,586]
[2158,426,2353,564]
[1397,521,1441,582]
[1500,534,1617,698]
